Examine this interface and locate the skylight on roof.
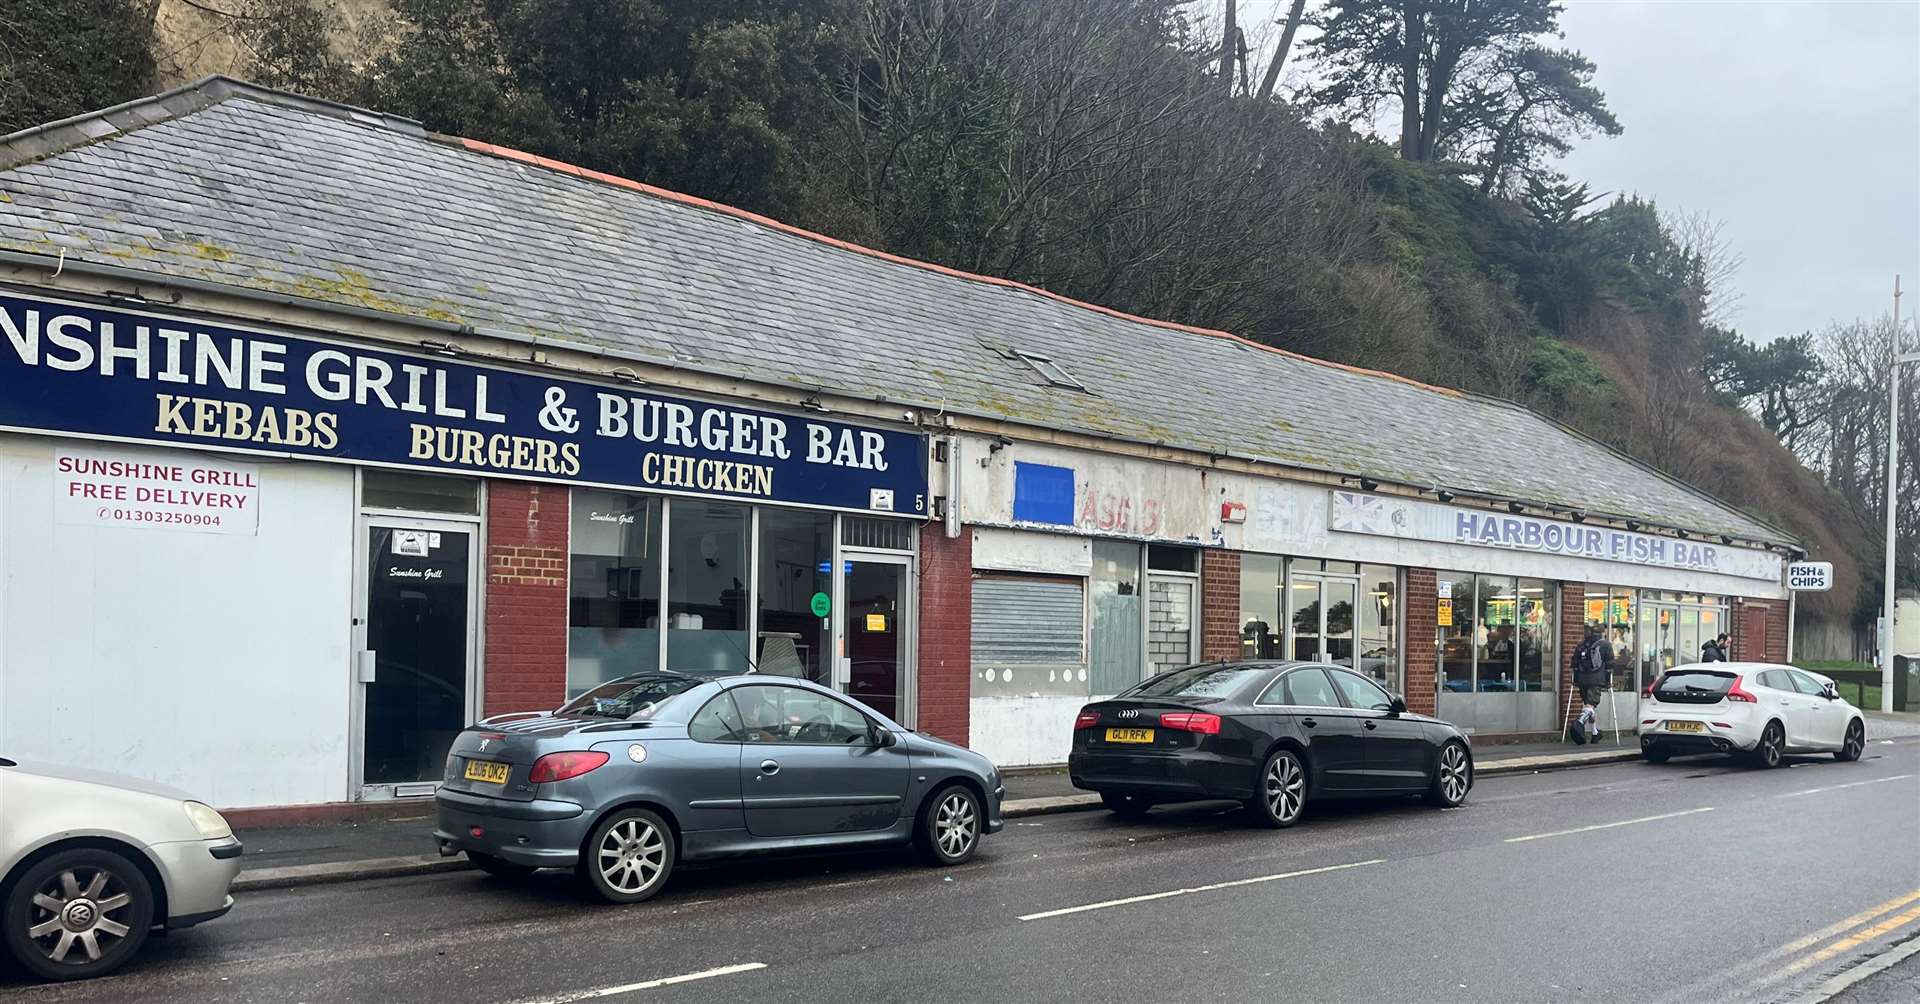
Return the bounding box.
[1014,350,1087,392]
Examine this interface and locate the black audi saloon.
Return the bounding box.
[1069,662,1473,826]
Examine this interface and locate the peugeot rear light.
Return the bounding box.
[1074,710,1101,730]
[529,750,610,783]
[1726,676,1758,704]
[1159,712,1222,735]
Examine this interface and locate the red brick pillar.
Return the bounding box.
[1200,549,1242,662]
[1404,569,1437,715]
[1560,582,1587,728]
[916,526,972,744]
[483,482,569,716]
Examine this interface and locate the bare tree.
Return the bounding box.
[1667,209,1746,329]
[1255,0,1308,102]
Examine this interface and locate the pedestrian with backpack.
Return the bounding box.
[1701,633,1730,662]
[1570,625,1613,744]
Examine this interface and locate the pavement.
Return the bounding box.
[7,736,1917,1003]
[223,736,1664,891]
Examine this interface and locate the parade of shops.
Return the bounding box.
[0,78,1801,815]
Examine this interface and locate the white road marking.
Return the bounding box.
[1777,773,1915,798]
[503,962,768,1003]
[1017,858,1385,921]
[1504,807,1714,843]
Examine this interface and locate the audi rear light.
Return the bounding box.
[1160,712,1222,735]
[1074,710,1102,730]
[529,750,609,783]
[1726,677,1757,704]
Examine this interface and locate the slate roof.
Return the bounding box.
[0,78,1791,545]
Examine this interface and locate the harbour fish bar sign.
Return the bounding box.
[0,292,927,515]
[1786,561,1833,592]
[1330,491,1783,582]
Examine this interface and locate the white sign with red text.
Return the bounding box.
[53,448,260,535]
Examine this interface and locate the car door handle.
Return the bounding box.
[1301,718,1317,728]
[1363,721,1378,730]
[759,759,780,776]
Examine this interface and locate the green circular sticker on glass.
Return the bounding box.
[809,591,832,617]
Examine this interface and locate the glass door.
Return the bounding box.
[1289,573,1360,668]
[841,556,909,722]
[358,518,476,795]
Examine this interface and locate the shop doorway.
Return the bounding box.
[839,555,911,723]
[1288,572,1360,667]
[355,516,478,798]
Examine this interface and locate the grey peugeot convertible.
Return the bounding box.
[434,673,1003,903]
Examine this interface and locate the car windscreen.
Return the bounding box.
[1653,671,1735,701]
[1126,665,1269,701]
[558,676,703,720]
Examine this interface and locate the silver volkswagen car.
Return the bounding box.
[0,757,243,981]
[433,673,1003,903]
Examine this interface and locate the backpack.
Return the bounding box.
[1572,637,1597,674]
[1586,640,1608,675]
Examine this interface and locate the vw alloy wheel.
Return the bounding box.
[4,848,153,981]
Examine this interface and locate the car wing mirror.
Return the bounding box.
[1388,694,1409,715]
[870,728,896,748]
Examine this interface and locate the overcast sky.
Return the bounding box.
[1554,0,1919,340]
[1235,0,1920,341]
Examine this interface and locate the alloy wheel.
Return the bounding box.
[24,867,136,967]
[1439,744,1470,803]
[935,791,978,859]
[1266,754,1305,823]
[597,817,666,894]
[1843,721,1864,760]
[1759,724,1782,767]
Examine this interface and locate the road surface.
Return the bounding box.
[5,739,1918,1004]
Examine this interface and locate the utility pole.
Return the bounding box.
[1885,275,1905,712]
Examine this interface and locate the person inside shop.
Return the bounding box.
[1701,633,1731,662]
[1570,624,1614,744]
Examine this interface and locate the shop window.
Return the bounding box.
[567,490,663,696]
[1437,572,1475,694]
[1239,554,1283,660]
[665,500,750,674]
[1607,587,1636,693]
[1477,577,1518,692]
[1358,565,1399,692]
[362,470,478,514]
[756,508,834,682]
[1089,541,1145,694]
[1147,545,1197,573]
[1517,579,1554,692]
[843,516,912,551]
[972,576,1087,697]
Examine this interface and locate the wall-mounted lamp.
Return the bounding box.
[1358,478,1379,492]
[1436,490,1456,504]
[610,367,645,385]
[1506,501,1524,514]
[986,436,1013,453]
[420,340,461,357]
[1569,511,1586,523]
[799,395,829,413]
[1626,520,1642,531]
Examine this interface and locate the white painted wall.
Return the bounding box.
[0,434,354,808]
[958,436,1789,600]
[970,694,1094,768]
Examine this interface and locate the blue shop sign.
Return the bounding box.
[0,292,928,515]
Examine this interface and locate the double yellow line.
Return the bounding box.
[1758,888,1920,987]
